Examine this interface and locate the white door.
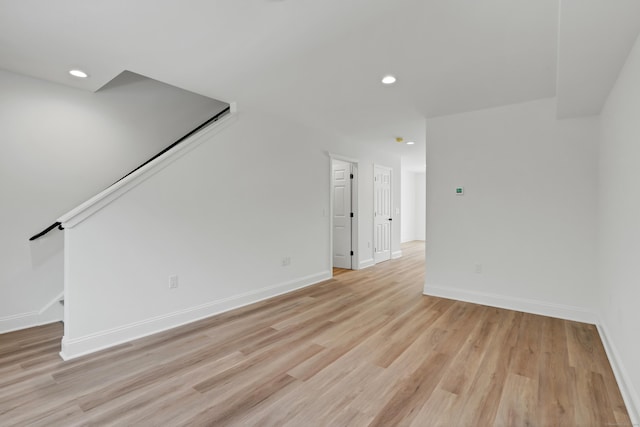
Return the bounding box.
[332,160,352,269]
[374,165,392,264]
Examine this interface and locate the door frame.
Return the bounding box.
[373,163,393,264]
[329,153,359,273]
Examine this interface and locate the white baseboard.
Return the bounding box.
[60,271,331,360]
[358,258,375,269]
[392,250,403,259]
[423,284,597,324]
[423,284,639,423]
[0,311,40,334]
[59,113,238,229]
[596,320,640,426]
[0,292,64,334]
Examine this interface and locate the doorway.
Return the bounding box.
[374,164,392,264]
[331,156,358,270]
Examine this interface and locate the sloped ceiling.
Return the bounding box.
[1,0,639,169]
[556,0,640,118]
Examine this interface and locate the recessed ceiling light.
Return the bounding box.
[69,69,88,78]
[407,141,415,145]
[382,75,396,85]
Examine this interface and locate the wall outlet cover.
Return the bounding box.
[169,275,179,289]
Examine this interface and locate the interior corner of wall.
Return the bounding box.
[596,319,640,425]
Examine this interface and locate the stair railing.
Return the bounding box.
[29,105,231,241]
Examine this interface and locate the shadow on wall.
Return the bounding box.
[0,67,229,333]
[30,227,63,269]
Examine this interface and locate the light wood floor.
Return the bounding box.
[0,241,631,426]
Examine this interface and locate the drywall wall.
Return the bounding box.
[415,172,426,240]
[345,148,402,268]
[401,169,417,242]
[598,32,640,423]
[424,98,598,322]
[61,106,401,358]
[0,69,227,332]
[401,170,426,242]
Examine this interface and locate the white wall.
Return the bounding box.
[0,69,227,332]
[401,170,426,242]
[401,169,416,243]
[415,172,426,240]
[598,32,640,422]
[61,107,401,358]
[352,153,402,267]
[424,98,599,322]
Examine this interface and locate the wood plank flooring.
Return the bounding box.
[0,241,631,426]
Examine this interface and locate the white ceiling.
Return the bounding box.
[556,0,640,118]
[1,0,639,169]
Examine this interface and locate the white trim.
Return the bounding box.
[422,282,640,423]
[0,311,40,334]
[423,284,597,324]
[38,291,64,325]
[392,250,403,259]
[329,153,359,272]
[0,291,64,334]
[373,164,393,264]
[358,258,375,269]
[58,111,238,229]
[60,270,330,360]
[38,291,64,315]
[596,320,640,426]
[350,163,359,269]
[328,152,359,164]
[63,228,72,341]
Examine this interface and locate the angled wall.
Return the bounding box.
[0,69,227,333]
[424,98,599,322]
[60,107,401,359]
[598,32,640,423]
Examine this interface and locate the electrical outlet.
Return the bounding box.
[281,257,291,267]
[474,264,482,274]
[169,275,179,289]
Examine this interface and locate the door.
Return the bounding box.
[332,159,352,269]
[374,165,392,263]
